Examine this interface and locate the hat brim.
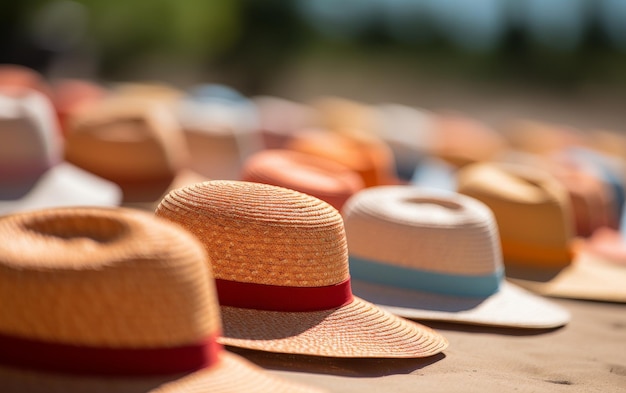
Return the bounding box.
[0,351,323,393]
[0,162,122,216]
[506,251,626,303]
[217,297,448,358]
[350,279,570,329]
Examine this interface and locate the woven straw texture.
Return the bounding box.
[457,162,574,268]
[241,149,364,211]
[64,99,189,202]
[156,180,448,358]
[0,206,325,393]
[343,186,501,276]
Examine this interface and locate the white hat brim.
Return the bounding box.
[350,279,570,329]
[0,162,122,216]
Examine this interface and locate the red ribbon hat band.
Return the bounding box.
[215,278,354,312]
[0,332,222,376]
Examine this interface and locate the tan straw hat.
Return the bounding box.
[0,207,325,393]
[241,149,365,211]
[0,87,121,216]
[156,180,448,358]
[343,186,570,328]
[457,162,626,302]
[64,97,190,203]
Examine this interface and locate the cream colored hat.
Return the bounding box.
[0,87,121,215]
[343,186,570,328]
[0,207,325,393]
[457,162,626,303]
[156,180,448,358]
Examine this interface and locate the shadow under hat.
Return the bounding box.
[156,180,448,358]
[342,185,570,328]
[0,207,324,393]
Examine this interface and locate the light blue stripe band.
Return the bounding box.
[349,255,503,297]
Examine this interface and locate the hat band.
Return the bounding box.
[0,331,221,376]
[501,239,572,267]
[349,255,503,297]
[215,278,353,311]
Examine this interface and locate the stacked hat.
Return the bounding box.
[457,162,626,302]
[287,129,399,187]
[64,97,190,204]
[0,87,121,215]
[156,180,448,358]
[0,207,324,392]
[241,149,365,210]
[342,185,570,328]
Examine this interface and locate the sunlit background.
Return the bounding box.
[2,0,626,130]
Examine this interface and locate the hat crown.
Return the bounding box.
[0,207,219,348]
[0,88,61,193]
[156,180,350,287]
[344,186,502,276]
[457,163,573,251]
[65,100,189,179]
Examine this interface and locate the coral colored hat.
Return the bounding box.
[64,98,190,203]
[457,162,626,303]
[241,149,365,211]
[0,87,121,215]
[342,186,570,328]
[287,129,399,188]
[156,180,448,358]
[0,207,325,393]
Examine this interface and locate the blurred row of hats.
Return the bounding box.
[2,63,626,274]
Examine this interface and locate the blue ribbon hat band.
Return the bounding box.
[349,255,504,298]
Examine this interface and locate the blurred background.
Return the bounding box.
[2,0,626,130]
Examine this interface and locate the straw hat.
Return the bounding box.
[156,180,448,358]
[0,207,325,393]
[253,96,319,149]
[176,90,263,181]
[342,186,570,328]
[432,112,508,168]
[0,87,121,215]
[241,149,365,210]
[457,162,626,302]
[456,162,575,269]
[52,78,107,136]
[500,119,586,155]
[372,104,437,180]
[287,129,399,187]
[0,64,53,100]
[64,97,190,203]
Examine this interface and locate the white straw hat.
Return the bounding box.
[0,207,325,393]
[0,87,121,216]
[156,180,448,358]
[343,185,571,328]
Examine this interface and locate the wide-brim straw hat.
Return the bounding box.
[457,162,626,302]
[64,97,191,203]
[342,186,570,328]
[0,87,121,216]
[156,180,448,358]
[0,207,325,393]
[241,149,365,211]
